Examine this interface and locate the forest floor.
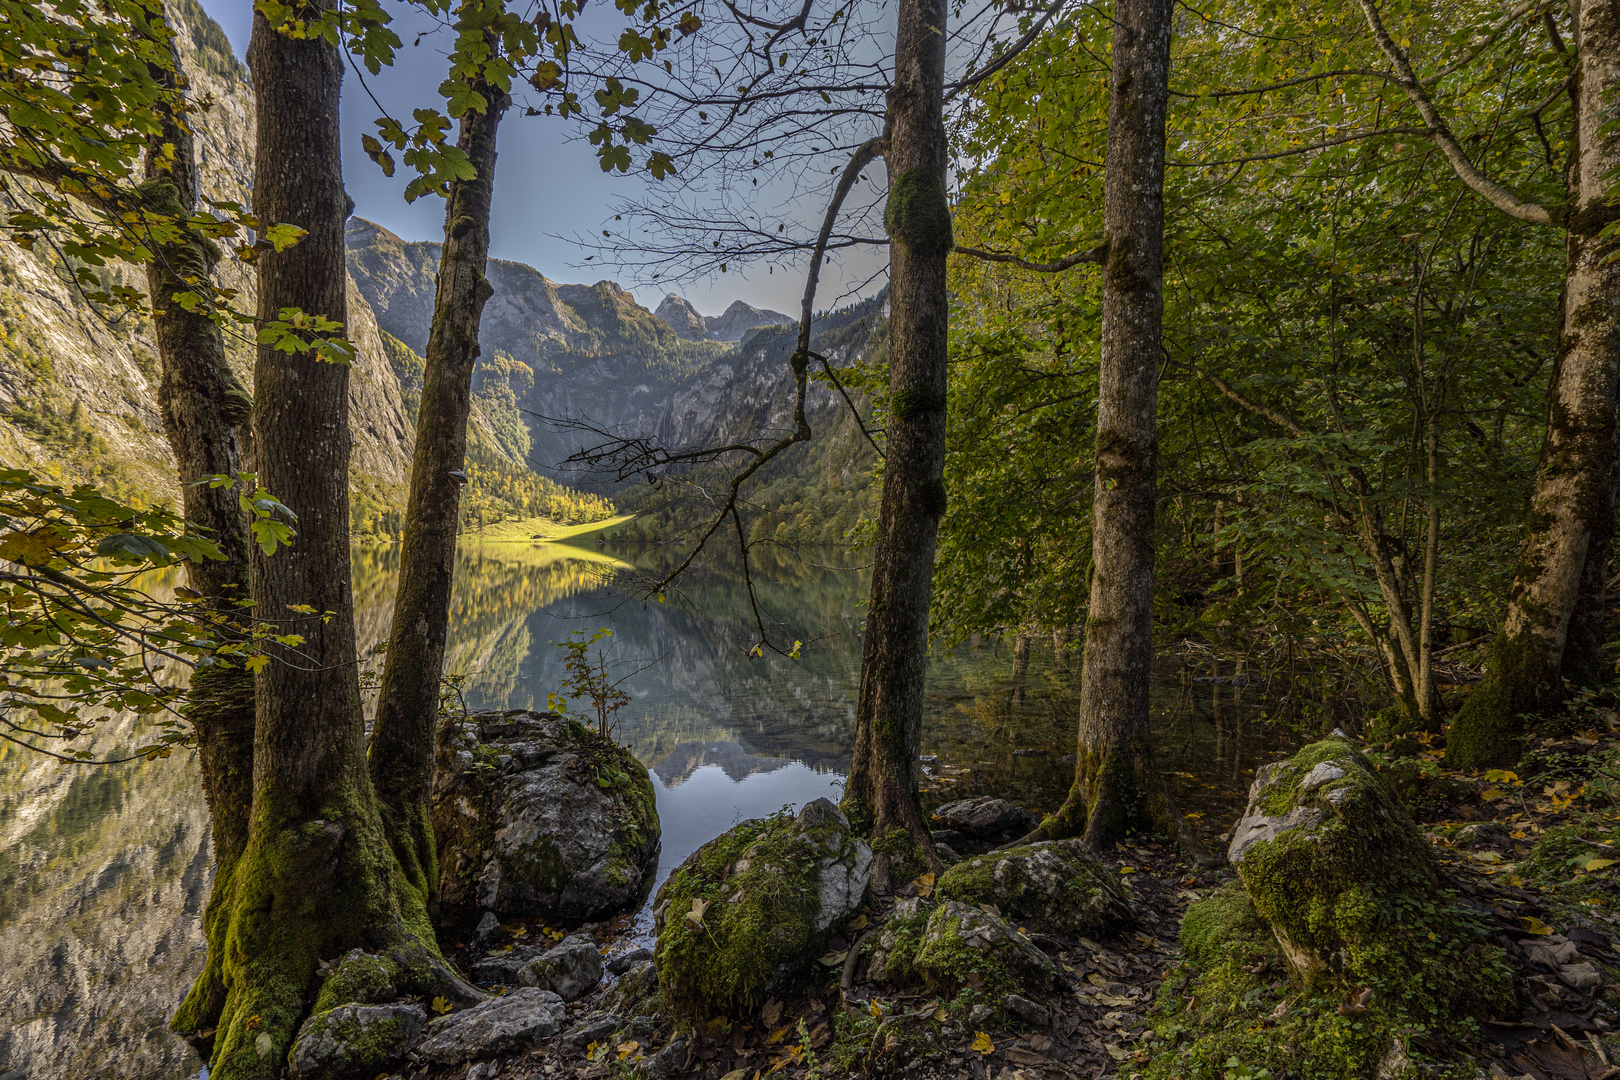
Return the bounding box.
[408,722,1620,1080]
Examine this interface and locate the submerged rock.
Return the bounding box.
[433,710,661,924]
[928,796,1039,851]
[289,1003,426,1078]
[935,837,1134,937]
[653,798,872,1016]
[416,988,566,1064]
[1225,735,1510,1018]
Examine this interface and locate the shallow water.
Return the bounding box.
[0,536,1295,1079]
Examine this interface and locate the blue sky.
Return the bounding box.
[197,0,845,316]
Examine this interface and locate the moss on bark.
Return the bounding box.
[1446,630,1558,769]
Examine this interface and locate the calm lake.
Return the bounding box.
[0,535,1291,1080]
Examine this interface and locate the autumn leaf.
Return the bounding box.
[971,1031,994,1054]
[1521,916,1555,935]
[1585,858,1616,872]
[431,996,452,1015]
[685,896,710,931]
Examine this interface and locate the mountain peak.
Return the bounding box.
[653,295,794,342]
[655,294,709,340]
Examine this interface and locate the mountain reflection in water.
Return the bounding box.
[1,536,1289,1080]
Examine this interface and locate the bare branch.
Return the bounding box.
[954,241,1106,272]
[1355,0,1555,226]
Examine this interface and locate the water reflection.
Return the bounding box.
[1,536,1296,1080]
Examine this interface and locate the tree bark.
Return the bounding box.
[1449,0,1620,769]
[840,0,950,881]
[141,39,257,1047]
[1040,0,1181,850]
[175,8,475,1076]
[370,73,509,909]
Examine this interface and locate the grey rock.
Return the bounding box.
[1227,800,1325,867]
[604,960,660,1016]
[606,946,653,975]
[521,934,604,1001]
[928,797,1040,851]
[416,988,566,1064]
[638,1038,691,1078]
[472,911,501,947]
[937,839,1134,938]
[1454,822,1510,847]
[1299,762,1346,791]
[1002,994,1051,1029]
[935,842,963,866]
[968,1004,994,1028]
[562,1012,625,1048]
[470,944,545,985]
[289,1003,426,1078]
[434,711,661,923]
[795,797,849,833]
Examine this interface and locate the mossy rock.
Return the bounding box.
[652,798,872,1017]
[433,710,660,924]
[914,899,1055,995]
[1177,879,1271,972]
[288,1002,426,1079]
[935,838,1134,938]
[1226,735,1511,1024]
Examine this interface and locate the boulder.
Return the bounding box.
[914,900,1055,992]
[434,710,661,923]
[521,933,604,1001]
[289,1003,426,1078]
[928,797,1039,851]
[653,798,873,1016]
[1226,735,1510,1019]
[415,988,566,1064]
[935,838,1134,937]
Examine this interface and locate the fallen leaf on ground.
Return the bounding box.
[971,1031,994,1054]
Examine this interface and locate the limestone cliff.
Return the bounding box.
[0,0,414,503]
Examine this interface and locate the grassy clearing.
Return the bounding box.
[460,513,636,544]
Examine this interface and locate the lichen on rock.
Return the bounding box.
[935,837,1135,937]
[415,988,566,1064]
[433,710,660,924]
[652,798,872,1017]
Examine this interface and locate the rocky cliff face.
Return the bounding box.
[653,293,793,343]
[345,220,873,493]
[0,0,414,501]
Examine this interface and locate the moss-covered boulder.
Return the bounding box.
[653,798,873,1017]
[433,710,660,923]
[914,900,1056,994]
[288,1002,426,1079]
[935,838,1134,938]
[1226,735,1511,1020]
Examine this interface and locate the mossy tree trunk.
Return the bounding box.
[370,46,510,913]
[172,8,473,1076]
[1040,0,1182,851]
[141,40,257,1038]
[1449,2,1620,769]
[840,0,950,882]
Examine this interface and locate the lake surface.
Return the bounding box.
[0,536,1294,1080]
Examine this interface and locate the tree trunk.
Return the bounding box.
[178,9,474,1076]
[1041,0,1180,850]
[839,0,950,881]
[1449,2,1620,769]
[142,40,257,1047]
[370,74,509,909]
